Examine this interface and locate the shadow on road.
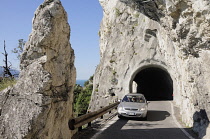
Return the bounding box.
[147,110,170,121]
[97,127,196,139]
[119,110,170,122]
[93,109,199,139]
[95,118,198,139]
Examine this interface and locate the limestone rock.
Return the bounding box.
[90,0,210,138]
[0,0,76,138]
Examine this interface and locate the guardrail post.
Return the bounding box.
[78,126,82,131]
[78,114,83,131]
[88,122,91,127]
[87,111,91,127]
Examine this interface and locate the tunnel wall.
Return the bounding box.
[89,0,210,138]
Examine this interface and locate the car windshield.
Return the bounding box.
[122,95,146,103]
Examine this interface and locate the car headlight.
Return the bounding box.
[140,107,146,111]
[118,106,123,111]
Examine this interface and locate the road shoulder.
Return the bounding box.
[171,101,199,139]
[72,111,118,139]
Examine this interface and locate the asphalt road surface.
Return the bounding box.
[91,101,196,139]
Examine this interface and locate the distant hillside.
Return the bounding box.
[0,66,20,78]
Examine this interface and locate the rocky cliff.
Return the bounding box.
[0,0,76,138]
[90,0,210,138]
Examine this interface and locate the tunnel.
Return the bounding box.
[132,67,173,101]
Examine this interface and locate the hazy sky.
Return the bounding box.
[0,0,102,80]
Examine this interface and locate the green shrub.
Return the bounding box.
[84,80,89,87]
[73,84,83,110]
[73,75,94,115]
[110,59,115,63]
[75,89,92,115]
[115,8,122,17]
[112,70,117,75]
[98,31,101,37]
[95,88,99,92]
[89,75,94,81]
[134,13,140,18]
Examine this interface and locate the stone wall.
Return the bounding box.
[90,0,210,138]
[0,0,76,138]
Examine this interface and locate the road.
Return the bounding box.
[91,101,196,139]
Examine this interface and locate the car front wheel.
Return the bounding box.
[118,114,123,119]
[142,115,147,120]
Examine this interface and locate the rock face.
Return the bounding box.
[0,0,76,138]
[90,0,210,138]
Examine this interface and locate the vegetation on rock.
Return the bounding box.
[0,78,16,91]
[74,76,93,115]
[12,39,25,60]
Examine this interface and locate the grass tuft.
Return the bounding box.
[0,78,17,91]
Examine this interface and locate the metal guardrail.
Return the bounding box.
[68,102,120,130]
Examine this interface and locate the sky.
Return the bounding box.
[0,0,103,80]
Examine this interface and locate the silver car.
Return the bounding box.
[117,93,148,120]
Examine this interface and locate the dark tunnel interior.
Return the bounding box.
[133,67,173,101]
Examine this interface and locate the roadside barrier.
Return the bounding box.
[68,102,120,130]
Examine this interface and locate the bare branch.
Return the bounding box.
[2,40,13,78]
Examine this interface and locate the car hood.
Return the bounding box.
[120,102,146,108]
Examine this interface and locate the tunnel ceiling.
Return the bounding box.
[133,67,173,101]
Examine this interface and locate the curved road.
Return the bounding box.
[91,101,196,139]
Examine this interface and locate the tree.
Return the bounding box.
[2,40,13,78]
[73,84,83,111]
[12,39,25,60]
[74,75,94,115]
[75,89,92,114]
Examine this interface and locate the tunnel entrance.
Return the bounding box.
[133,67,173,101]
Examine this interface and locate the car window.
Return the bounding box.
[122,96,129,102]
[122,95,146,103]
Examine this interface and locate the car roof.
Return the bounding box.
[126,93,144,96]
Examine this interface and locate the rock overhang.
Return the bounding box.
[91,0,210,137]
